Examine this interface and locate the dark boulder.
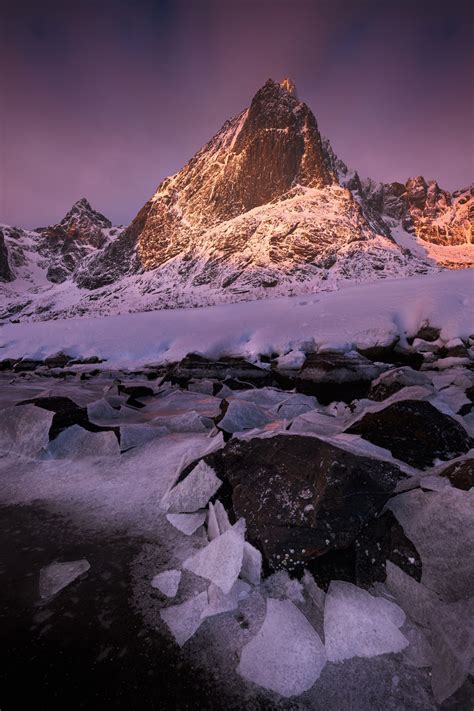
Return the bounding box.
[346,400,472,469]
[438,458,474,491]
[275,350,385,403]
[199,434,404,572]
[167,353,273,388]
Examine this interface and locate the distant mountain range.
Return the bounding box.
[1,78,472,322]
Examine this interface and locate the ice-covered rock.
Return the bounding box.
[0,404,53,458]
[218,399,273,433]
[162,460,222,513]
[237,598,326,697]
[120,423,168,450]
[182,520,246,594]
[39,559,90,599]
[46,425,120,459]
[324,581,408,662]
[160,591,208,647]
[151,569,181,597]
[429,597,474,703]
[166,511,206,535]
[153,411,214,433]
[240,542,262,586]
[201,579,251,619]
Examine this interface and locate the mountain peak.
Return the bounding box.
[60,199,111,231]
[279,77,298,97]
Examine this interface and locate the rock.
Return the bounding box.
[168,354,273,388]
[368,366,432,402]
[13,359,43,372]
[204,434,404,571]
[39,559,90,599]
[438,458,474,491]
[291,350,385,403]
[413,324,441,342]
[0,229,13,281]
[44,351,73,368]
[323,580,408,662]
[151,570,181,598]
[237,598,326,698]
[346,399,472,468]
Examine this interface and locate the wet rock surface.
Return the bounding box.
[346,400,472,469]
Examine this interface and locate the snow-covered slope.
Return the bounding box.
[0,79,472,323]
[1,270,472,369]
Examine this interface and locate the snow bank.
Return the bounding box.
[1,270,472,368]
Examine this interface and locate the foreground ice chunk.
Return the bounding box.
[240,542,262,586]
[47,425,120,459]
[388,487,474,601]
[153,411,214,433]
[238,598,326,697]
[151,570,181,598]
[207,500,231,541]
[166,511,206,535]
[201,580,251,619]
[0,404,53,458]
[160,591,208,647]
[162,460,222,513]
[384,561,440,627]
[324,581,408,662]
[183,520,245,594]
[430,597,474,703]
[39,559,90,599]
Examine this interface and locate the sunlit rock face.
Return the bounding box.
[76,78,434,292]
[136,78,336,270]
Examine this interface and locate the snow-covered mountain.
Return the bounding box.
[1,79,472,322]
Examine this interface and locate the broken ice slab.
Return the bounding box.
[160,591,208,647]
[120,423,168,451]
[162,459,222,513]
[237,598,326,697]
[166,511,206,536]
[207,500,231,541]
[39,559,90,599]
[388,487,474,601]
[384,561,441,628]
[151,570,181,598]
[0,404,53,458]
[218,399,273,434]
[324,580,408,662]
[240,542,262,586]
[182,520,246,594]
[430,596,474,704]
[201,579,251,620]
[152,411,214,433]
[46,425,120,459]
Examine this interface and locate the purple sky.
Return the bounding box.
[1,0,473,229]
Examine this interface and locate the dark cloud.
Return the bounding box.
[1,0,472,228]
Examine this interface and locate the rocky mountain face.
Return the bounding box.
[0,199,122,290]
[1,78,472,321]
